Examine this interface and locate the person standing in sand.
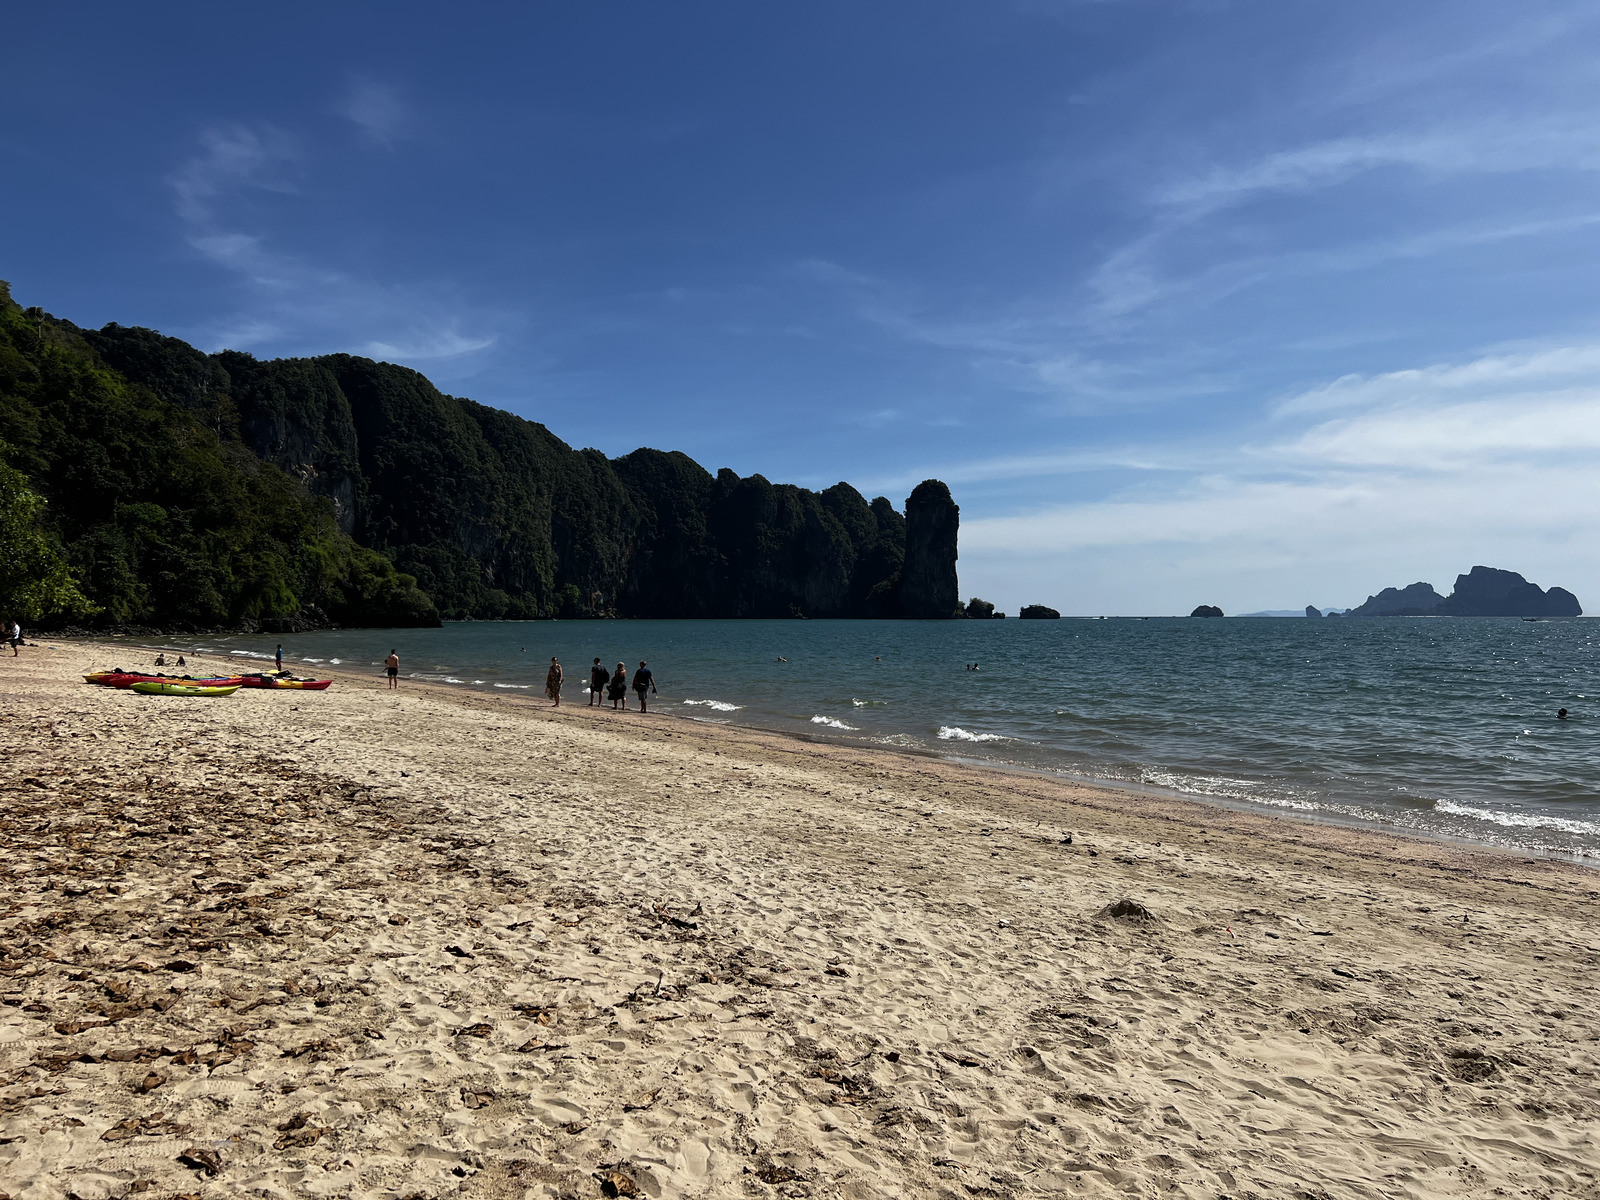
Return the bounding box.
[9,618,21,657]
[632,660,657,713]
[385,650,400,689]
[275,644,284,673]
[607,661,628,709]
[589,657,609,706]
[545,657,563,706]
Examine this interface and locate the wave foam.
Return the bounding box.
[494,683,532,689]
[938,726,1009,743]
[874,733,923,748]
[684,699,743,712]
[811,715,859,730]
[1435,799,1600,836]
[852,698,887,708]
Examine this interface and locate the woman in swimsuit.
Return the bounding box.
[545,657,563,706]
[607,662,628,709]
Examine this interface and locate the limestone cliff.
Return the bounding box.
[900,481,960,619]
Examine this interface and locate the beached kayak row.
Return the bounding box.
[83,669,331,694]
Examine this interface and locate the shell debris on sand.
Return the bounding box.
[2,641,1600,1199]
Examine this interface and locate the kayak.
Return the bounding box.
[130,681,241,697]
[85,671,243,689]
[237,672,332,691]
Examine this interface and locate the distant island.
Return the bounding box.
[1344,567,1581,618]
[0,283,961,630]
[1191,605,1224,618]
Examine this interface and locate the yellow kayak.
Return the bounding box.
[130,681,241,697]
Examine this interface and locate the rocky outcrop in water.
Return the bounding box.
[900,481,961,619]
[965,597,998,619]
[1305,605,1322,618]
[1190,605,1224,618]
[1434,567,1582,617]
[1019,604,1061,619]
[1346,568,1580,618]
[1345,582,1444,617]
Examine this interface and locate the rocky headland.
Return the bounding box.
[1346,567,1581,618]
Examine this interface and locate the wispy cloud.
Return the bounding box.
[167,121,496,363]
[168,123,298,225]
[337,76,408,144]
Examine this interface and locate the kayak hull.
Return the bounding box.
[237,674,333,690]
[86,672,242,689]
[130,681,241,697]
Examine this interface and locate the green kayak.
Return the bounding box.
[130,681,241,697]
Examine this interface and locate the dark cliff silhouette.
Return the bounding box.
[900,480,960,618]
[0,283,959,627]
[1346,568,1580,618]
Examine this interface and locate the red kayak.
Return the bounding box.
[237,672,333,691]
[85,670,244,689]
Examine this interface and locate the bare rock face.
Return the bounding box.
[900,480,960,619]
[1347,569,1582,618]
[1434,566,1583,617]
[1346,582,1444,617]
[1305,605,1322,618]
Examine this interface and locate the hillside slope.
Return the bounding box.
[1,283,959,626]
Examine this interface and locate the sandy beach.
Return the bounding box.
[3,642,1599,1200]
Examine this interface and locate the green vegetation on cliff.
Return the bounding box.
[0,284,437,629]
[0,283,958,627]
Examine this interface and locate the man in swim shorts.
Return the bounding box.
[386,650,400,689]
[589,657,609,706]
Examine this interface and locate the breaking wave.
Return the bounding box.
[810,715,859,730]
[938,726,1010,743]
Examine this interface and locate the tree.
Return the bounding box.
[0,453,95,621]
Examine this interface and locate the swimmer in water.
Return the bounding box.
[1558,708,1569,720]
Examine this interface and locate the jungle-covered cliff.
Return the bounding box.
[0,283,959,627]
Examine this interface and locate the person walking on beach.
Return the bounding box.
[545,656,563,706]
[275,644,284,673]
[385,649,400,689]
[632,660,657,713]
[607,661,628,710]
[8,618,20,657]
[588,657,609,706]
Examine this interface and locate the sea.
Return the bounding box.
[108,617,1600,862]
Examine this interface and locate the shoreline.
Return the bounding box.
[6,639,1600,1198]
[71,633,1600,874]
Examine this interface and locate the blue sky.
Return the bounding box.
[5,1,1599,614]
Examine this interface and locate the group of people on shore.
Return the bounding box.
[544,657,656,711]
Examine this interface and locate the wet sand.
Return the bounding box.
[3,641,1599,1200]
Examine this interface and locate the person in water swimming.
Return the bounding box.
[545,657,563,706]
[1559,708,1569,720]
[607,662,628,709]
[589,657,609,706]
[385,650,400,689]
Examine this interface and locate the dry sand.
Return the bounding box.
[2,641,1599,1200]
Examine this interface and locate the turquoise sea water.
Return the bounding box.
[126,617,1599,860]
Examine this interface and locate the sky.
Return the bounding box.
[3,1,1599,615]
